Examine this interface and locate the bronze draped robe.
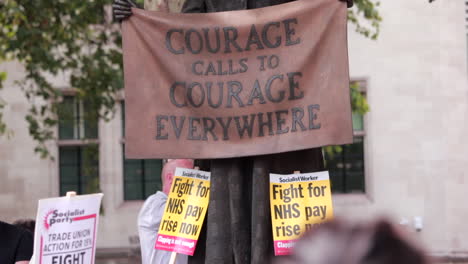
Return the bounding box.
[179,2,325,264]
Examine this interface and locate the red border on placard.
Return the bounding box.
[40,214,97,264]
[274,239,297,256]
[155,234,198,256]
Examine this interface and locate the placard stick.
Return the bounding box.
[169,251,177,264]
[66,191,77,197]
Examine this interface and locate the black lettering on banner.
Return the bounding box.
[216,60,228,75]
[187,82,205,108]
[257,112,274,137]
[156,104,321,142]
[234,114,256,139]
[287,72,304,100]
[268,55,280,69]
[185,28,203,54]
[170,116,185,139]
[291,107,307,132]
[257,55,267,71]
[156,115,169,140]
[247,80,267,106]
[202,117,218,141]
[283,18,301,46]
[239,58,249,73]
[275,110,289,135]
[205,62,217,75]
[265,74,285,103]
[192,61,204,75]
[226,81,245,108]
[308,104,321,129]
[170,82,187,108]
[203,27,221,53]
[188,117,202,140]
[223,27,243,53]
[245,24,265,51]
[166,29,185,54]
[216,117,232,140]
[262,22,282,48]
[228,60,239,75]
[206,82,223,108]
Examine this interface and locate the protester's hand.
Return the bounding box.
[338,0,353,8]
[113,0,139,22]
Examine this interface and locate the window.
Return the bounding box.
[59,145,99,196]
[121,102,163,200]
[123,152,163,200]
[58,96,99,196]
[58,96,98,140]
[325,81,366,194]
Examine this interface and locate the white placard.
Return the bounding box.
[32,193,103,264]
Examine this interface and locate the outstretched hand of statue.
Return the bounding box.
[113,0,140,22]
[338,0,353,8]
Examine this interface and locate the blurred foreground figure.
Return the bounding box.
[0,221,33,264]
[138,159,194,264]
[275,219,432,264]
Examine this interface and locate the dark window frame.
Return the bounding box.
[57,92,100,196]
[325,79,367,194]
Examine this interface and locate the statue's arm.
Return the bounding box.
[113,0,141,22]
[181,0,206,13]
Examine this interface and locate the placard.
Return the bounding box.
[155,168,210,255]
[32,193,103,264]
[270,171,333,255]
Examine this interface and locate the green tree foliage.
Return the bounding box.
[0,70,7,136]
[0,0,380,158]
[0,0,122,158]
[349,0,382,40]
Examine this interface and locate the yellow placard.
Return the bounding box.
[155,167,210,255]
[270,171,333,255]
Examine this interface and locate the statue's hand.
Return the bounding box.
[113,0,139,22]
[338,0,353,8]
